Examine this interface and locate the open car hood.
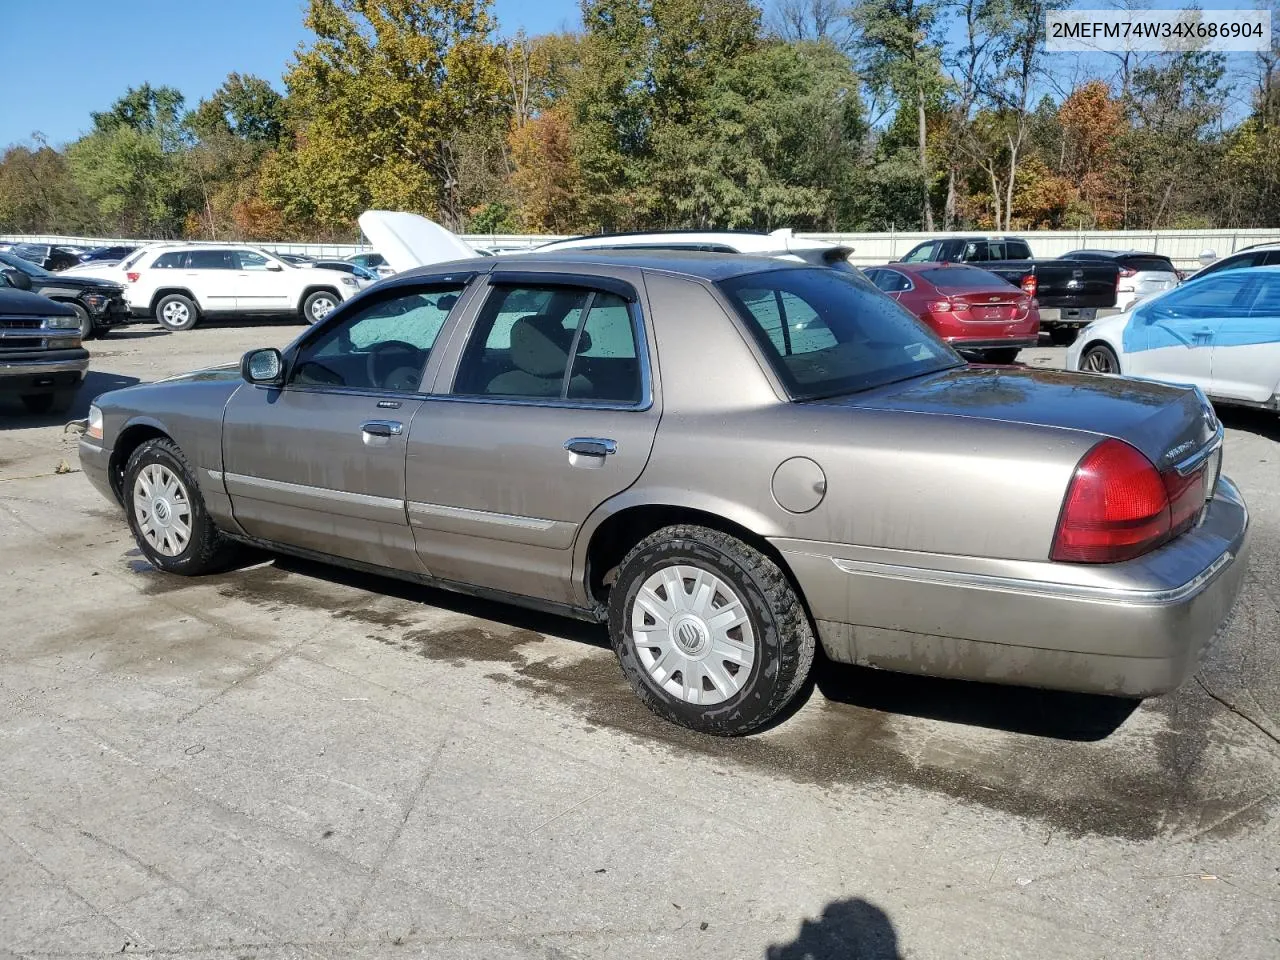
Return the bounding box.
[357,210,477,273]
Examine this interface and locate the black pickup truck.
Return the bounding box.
[0,279,89,414]
[0,250,130,339]
[898,237,1120,344]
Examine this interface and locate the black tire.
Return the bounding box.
[981,347,1021,365]
[123,438,238,575]
[69,302,94,340]
[155,294,199,332]
[19,392,69,415]
[607,524,816,736]
[1080,342,1120,375]
[1048,327,1077,346]
[302,290,339,324]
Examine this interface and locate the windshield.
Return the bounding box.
[718,268,962,399]
[0,251,54,279]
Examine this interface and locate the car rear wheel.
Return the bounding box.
[981,348,1021,365]
[608,524,816,736]
[1080,343,1120,374]
[124,438,238,575]
[303,291,338,323]
[20,390,76,415]
[156,294,199,332]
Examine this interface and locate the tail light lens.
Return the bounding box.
[1015,296,1031,317]
[927,300,954,313]
[126,272,140,283]
[1020,275,1037,297]
[1052,439,1209,563]
[1118,267,1137,279]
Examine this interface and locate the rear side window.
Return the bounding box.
[1246,276,1280,316]
[452,285,643,403]
[1004,240,1032,259]
[919,267,1016,291]
[151,252,186,269]
[719,268,960,399]
[186,250,236,269]
[870,270,911,293]
[961,241,989,262]
[1197,252,1264,277]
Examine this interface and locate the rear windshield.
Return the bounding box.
[918,267,1017,291]
[718,268,961,400]
[1119,255,1176,273]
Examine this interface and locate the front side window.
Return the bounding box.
[235,250,272,270]
[291,285,466,393]
[186,250,236,270]
[1005,240,1032,260]
[1146,274,1255,320]
[719,268,961,400]
[452,284,643,403]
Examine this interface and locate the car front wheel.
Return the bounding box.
[1080,342,1120,374]
[156,294,199,332]
[303,291,338,323]
[124,438,237,575]
[608,524,816,736]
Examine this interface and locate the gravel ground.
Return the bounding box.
[1,325,1277,960]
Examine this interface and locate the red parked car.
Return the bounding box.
[863,262,1040,364]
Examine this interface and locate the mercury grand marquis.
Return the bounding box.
[78,251,1249,735]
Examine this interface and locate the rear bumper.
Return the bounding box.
[1039,306,1121,325]
[948,337,1040,351]
[774,477,1250,698]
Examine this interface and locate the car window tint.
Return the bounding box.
[987,242,1006,260]
[236,250,271,270]
[962,242,988,262]
[1262,251,1280,266]
[567,293,642,403]
[151,252,185,269]
[453,285,592,398]
[1151,274,1254,318]
[291,285,465,392]
[1005,240,1032,259]
[121,249,152,269]
[186,250,236,270]
[1247,276,1280,316]
[720,268,960,399]
[920,267,1014,291]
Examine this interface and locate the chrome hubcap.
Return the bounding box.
[163,302,189,324]
[133,464,192,557]
[311,297,335,320]
[631,564,755,706]
[1083,350,1114,373]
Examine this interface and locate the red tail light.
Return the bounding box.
[927,300,954,313]
[126,272,140,283]
[1118,267,1137,279]
[1014,296,1030,317]
[1020,275,1037,297]
[1052,439,1208,563]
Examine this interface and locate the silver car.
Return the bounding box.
[78,251,1249,735]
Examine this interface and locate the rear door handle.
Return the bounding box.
[564,438,617,457]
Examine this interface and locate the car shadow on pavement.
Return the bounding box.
[0,371,140,427]
[1216,406,1280,442]
[765,898,902,960]
[812,651,1139,742]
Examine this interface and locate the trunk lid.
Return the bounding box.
[831,365,1219,471]
[986,260,1120,309]
[948,292,1026,322]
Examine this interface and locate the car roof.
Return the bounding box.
[396,248,815,283]
[534,229,841,255]
[883,262,989,273]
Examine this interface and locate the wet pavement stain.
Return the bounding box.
[118,550,1280,843]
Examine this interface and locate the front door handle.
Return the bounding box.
[1194,327,1214,339]
[361,420,403,438]
[564,437,617,457]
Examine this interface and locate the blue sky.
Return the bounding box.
[0,0,582,148]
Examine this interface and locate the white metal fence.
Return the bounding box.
[5,228,1279,270]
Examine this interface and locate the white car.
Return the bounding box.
[120,244,363,331]
[1061,249,1181,312]
[1067,266,1280,409]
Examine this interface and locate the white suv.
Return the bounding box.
[122,245,364,331]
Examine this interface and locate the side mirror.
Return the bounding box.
[2,268,31,291]
[266,262,283,271]
[241,347,285,386]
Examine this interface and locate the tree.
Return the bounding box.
[854,0,944,229]
[66,126,190,237]
[90,84,190,152]
[271,0,509,232]
[191,73,285,145]
[0,137,93,234]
